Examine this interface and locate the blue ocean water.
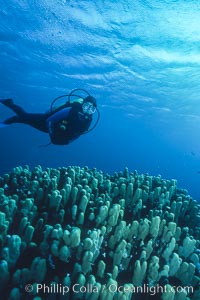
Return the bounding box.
[0,0,200,200]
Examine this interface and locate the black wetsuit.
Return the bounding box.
[3,102,49,132]
[1,100,92,145]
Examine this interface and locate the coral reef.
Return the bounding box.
[0,165,200,299]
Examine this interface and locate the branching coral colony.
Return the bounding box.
[0,165,200,300]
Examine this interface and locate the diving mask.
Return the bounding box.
[82,102,96,115]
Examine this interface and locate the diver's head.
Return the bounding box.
[83,96,97,107]
[82,95,97,115]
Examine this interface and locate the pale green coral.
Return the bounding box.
[0,165,199,300]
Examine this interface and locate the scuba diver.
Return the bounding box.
[0,89,100,145]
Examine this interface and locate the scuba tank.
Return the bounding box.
[50,88,100,134]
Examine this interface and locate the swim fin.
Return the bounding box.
[0,98,13,106]
[0,122,9,128]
